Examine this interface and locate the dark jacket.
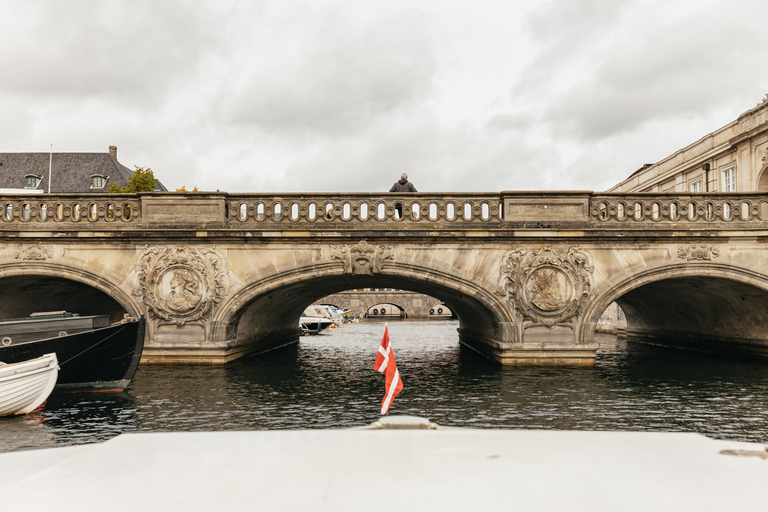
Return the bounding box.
[389,179,417,192]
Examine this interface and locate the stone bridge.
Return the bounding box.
[319,290,451,317]
[2,191,768,366]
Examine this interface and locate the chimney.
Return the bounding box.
[109,146,118,159]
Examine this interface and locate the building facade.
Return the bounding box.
[0,146,166,193]
[610,95,768,193]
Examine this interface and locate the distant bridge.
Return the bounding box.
[319,290,453,318]
[2,191,768,365]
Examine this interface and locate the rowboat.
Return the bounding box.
[0,353,59,416]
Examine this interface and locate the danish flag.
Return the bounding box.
[373,324,403,415]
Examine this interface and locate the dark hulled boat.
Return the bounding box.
[0,312,145,392]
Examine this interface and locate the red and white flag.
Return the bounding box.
[373,324,403,415]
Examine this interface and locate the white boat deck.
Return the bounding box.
[1,419,766,511]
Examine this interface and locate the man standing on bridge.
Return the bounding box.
[389,173,417,193]
[389,173,417,219]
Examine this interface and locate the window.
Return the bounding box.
[24,174,42,188]
[689,180,702,193]
[90,174,107,189]
[722,167,736,192]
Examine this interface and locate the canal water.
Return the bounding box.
[2,318,768,452]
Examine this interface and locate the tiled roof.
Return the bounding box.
[0,151,167,193]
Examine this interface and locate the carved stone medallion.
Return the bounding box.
[331,240,394,275]
[15,244,53,261]
[135,246,228,327]
[500,246,593,327]
[677,244,720,261]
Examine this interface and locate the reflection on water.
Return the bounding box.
[2,318,768,452]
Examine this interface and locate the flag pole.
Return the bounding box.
[48,144,52,194]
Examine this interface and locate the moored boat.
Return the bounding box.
[300,306,335,335]
[0,353,59,416]
[0,312,145,392]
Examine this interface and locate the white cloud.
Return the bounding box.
[222,4,437,136]
[0,1,217,103]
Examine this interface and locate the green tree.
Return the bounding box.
[109,166,159,193]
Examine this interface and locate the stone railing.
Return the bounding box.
[223,193,503,225]
[590,194,768,223]
[1,194,142,224]
[3,192,768,229]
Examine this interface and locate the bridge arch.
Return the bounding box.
[0,262,142,322]
[211,263,514,357]
[365,303,406,317]
[584,263,768,357]
[428,303,456,317]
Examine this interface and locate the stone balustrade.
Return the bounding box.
[2,191,768,229]
[223,193,503,225]
[1,195,141,224]
[591,194,768,223]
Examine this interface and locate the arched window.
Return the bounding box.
[24,174,42,188]
[90,174,107,189]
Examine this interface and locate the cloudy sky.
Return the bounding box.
[2,0,768,193]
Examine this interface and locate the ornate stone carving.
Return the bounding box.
[15,244,53,261]
[135,246,228,327]
[500,246,593,327]
[330,240,394,275]
[677,244,720,261]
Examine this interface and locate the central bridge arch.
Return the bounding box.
[585,263,768,357]
[211,263,514,359]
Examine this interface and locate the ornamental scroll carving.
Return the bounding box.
[499,246,593,327]
[15,244,54,261]
[677,244,720,261]
[135,246,228,327]
[330,240,394,275]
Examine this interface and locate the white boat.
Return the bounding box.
[317,305,344,325]
[300,306,335,335]
[0,353,59,416]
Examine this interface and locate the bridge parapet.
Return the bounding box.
[1,194,143,225]
[591,193,768,223]
[224,193,504,225]
[4,191,768,231]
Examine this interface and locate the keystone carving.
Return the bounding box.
[15,244,53,261]
[500,246,593,327]
[677,244,720,261]
[330,240,394,275]
[135,245,228,328]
